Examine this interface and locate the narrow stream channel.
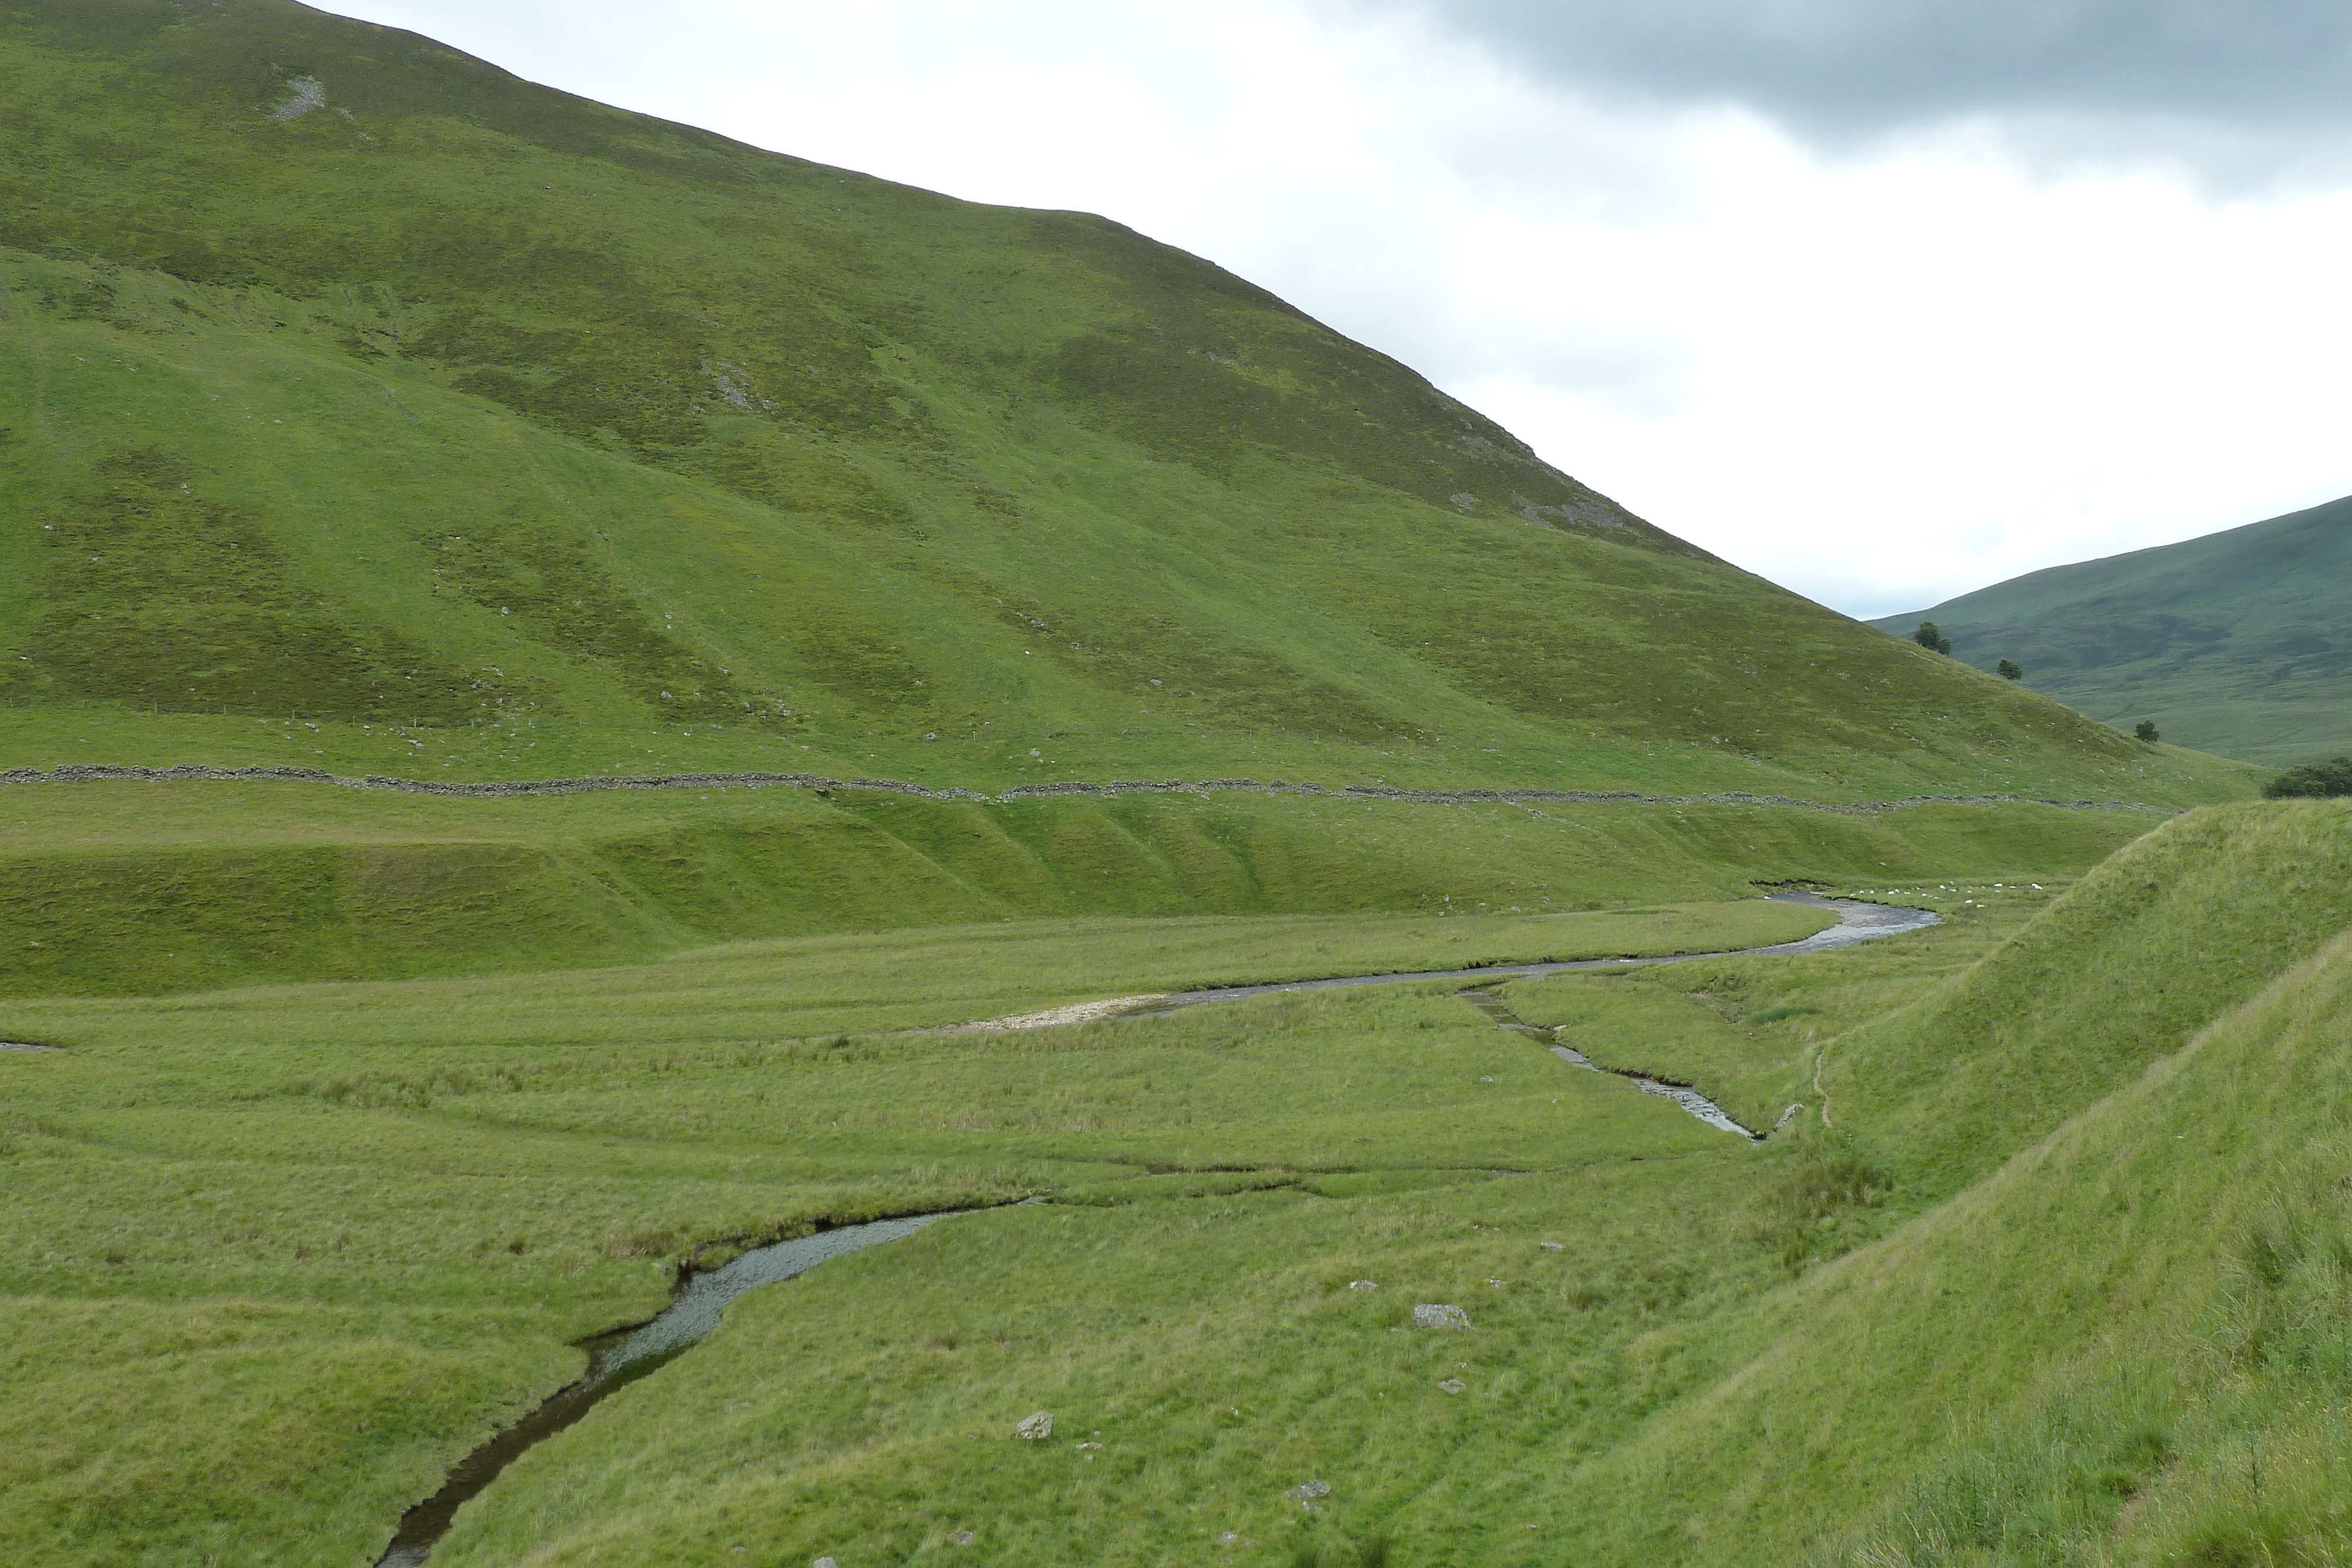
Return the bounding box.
[376,1212,958,1567]
[1138,894,1938,1011]
[1462,985,1765,1138]
[374,895,1934,1560]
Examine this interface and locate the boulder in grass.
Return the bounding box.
[1348,1279,1378,1290]
[1438,1378,1467,1395]
[1014,1411,1054,1440]
[1287,1479,1331,1502]
[1413,1303,1470,1330]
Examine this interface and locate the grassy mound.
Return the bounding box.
[1525,803,2352,1566]
[0,1,2254,804]
[1828,800,2352,1202]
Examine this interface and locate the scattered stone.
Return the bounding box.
[1414,1303,1470,1330]
[1774,1102,1806,1132]
[814,1559,838,1568]
[1478,1074,1495,1082]
[1488,1278,1507,1287]
[947,1530,975,1545]
[1539,1241,1563,1252]
[1438,1378,1467,1395]
[1218,1531,1240,1545]
[1076,1441,1102,1450]
[1348,1279,1378,1290]
[1286,1479,1331,1503]
[1014,1411,1053,1440]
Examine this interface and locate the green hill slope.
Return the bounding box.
[0,0,2248,805]
[1870,495,2352,767]
[1523,800,2352,1565]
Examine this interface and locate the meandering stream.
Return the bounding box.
[1138,894,1938,1012]
[376,1213,958,1567]
[373,894,1935,1562]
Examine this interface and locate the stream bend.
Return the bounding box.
[376,1213,956,1566]
[1134,894,1937,1012]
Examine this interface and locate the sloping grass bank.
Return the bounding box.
[0,781,2157,995]
[1521,809,2352,1566]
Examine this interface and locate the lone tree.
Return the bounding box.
[1913,620,1952,654]
[2263,755,2352,798]
[2134,719,2161,744]
[1996,658,2022,681]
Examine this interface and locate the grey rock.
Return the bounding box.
[946,1530,975,1545]
[1014,1410,1053,1440]
[1539,1241,1563,1252]
[1438,1378,1467,1394]
[1348,1279,1378,1290]
[1286,1479,1331,1502]
[1413,1303,1470,1330]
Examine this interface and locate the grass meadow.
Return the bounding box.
[1,895,1828,1566]
[6,803,2350,1566]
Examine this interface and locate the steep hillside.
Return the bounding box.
[0,0,2249,804]
[1872,494,2352,766]
[1522,800,2352,1566]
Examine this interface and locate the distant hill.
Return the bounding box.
[0,0,2249,804]
[1870,496,2352,767]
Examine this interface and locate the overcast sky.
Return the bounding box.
[320,0,2352,617]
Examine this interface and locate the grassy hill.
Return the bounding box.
[1516,800,2352,1566]
[1870,494,2352,767]
[6,12,2342,1563]
[0,0,2251,806]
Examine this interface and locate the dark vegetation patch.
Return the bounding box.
[2263,755,2352,799]
[16,446,542,724]
[425,526,794,728]
[0,840,656,996]
[1753,1142,1893,1271]
[924,568,1407,744]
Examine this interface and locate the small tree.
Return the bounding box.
[1996,658,2022,681]
[2134,719,2161,744]
[1913,620,1952,655]
[2263,755,2352,799]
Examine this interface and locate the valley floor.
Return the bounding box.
[3,801,2349,1567]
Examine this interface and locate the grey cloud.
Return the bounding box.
[1364,2,2352,146]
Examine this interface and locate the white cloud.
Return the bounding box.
[320,1,2352,616]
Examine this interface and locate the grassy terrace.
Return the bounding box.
[0,780,2164,997]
